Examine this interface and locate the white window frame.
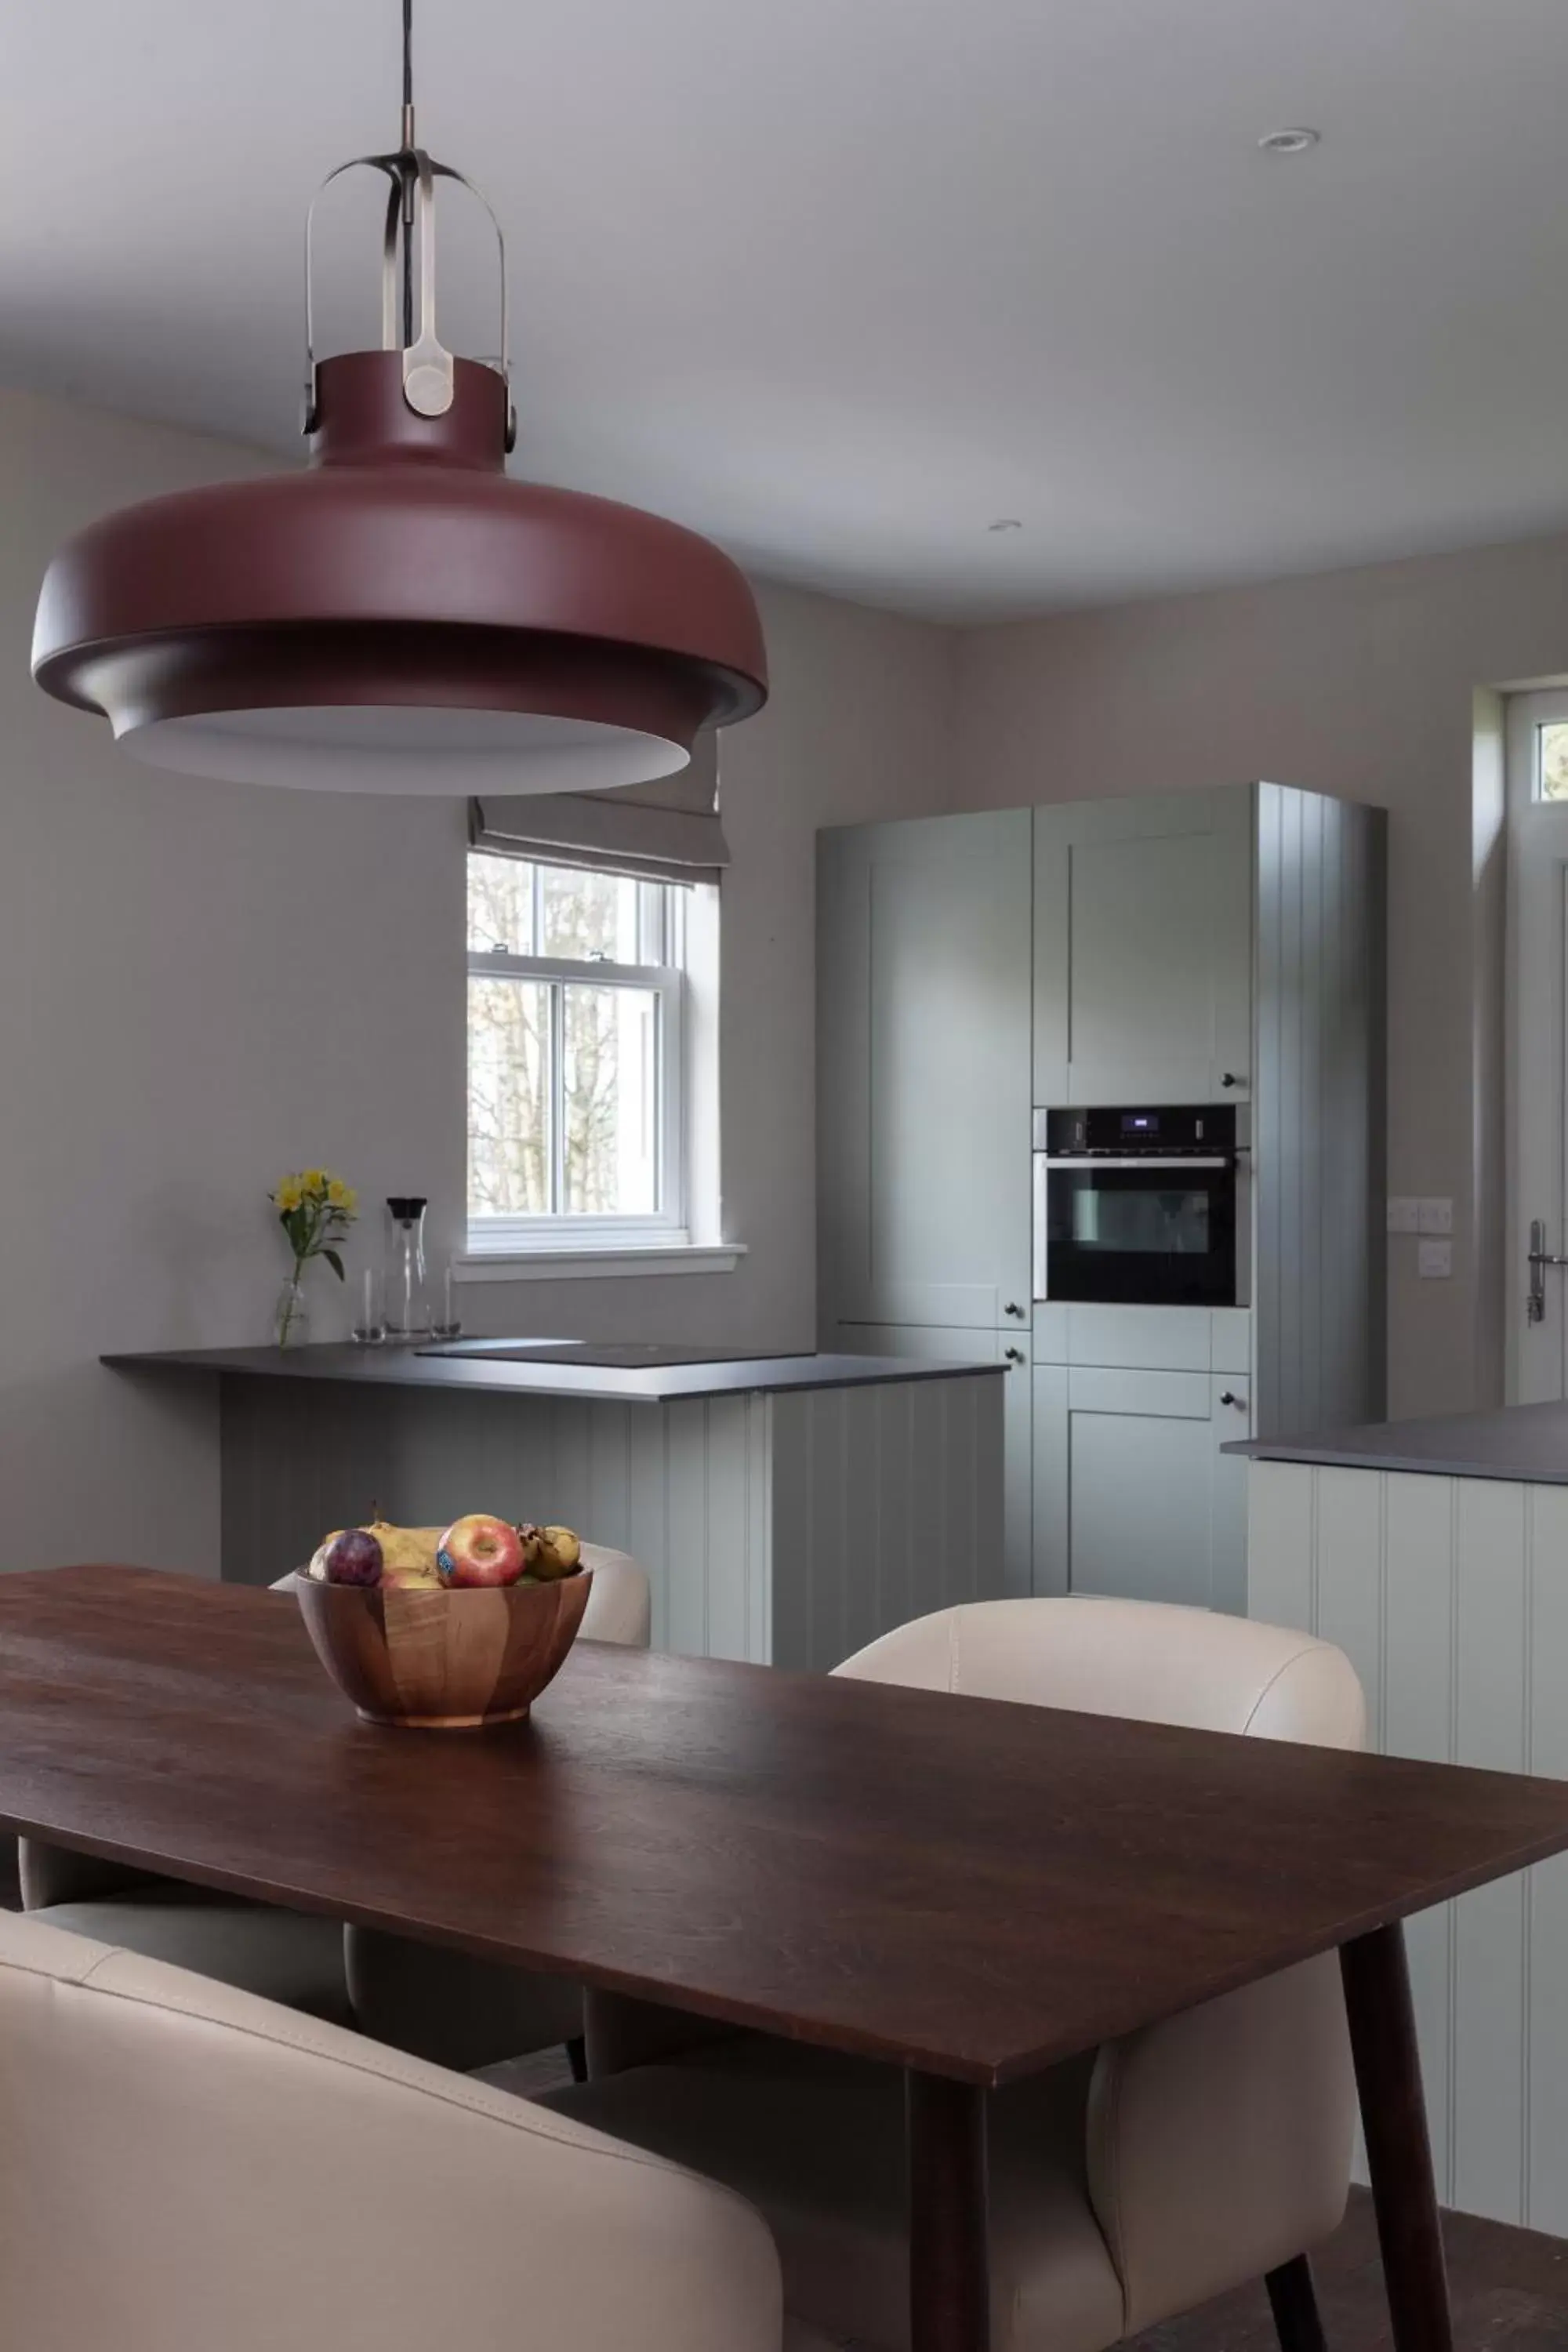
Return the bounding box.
[1505,687,1568,1397]
[466,863,688,1257]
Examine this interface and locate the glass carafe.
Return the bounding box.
[384,1196,433,1341]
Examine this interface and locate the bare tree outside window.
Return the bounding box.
[1541,725,1568,803]
[466,855,683,1239]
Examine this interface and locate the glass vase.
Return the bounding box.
[274,1270,311,1350]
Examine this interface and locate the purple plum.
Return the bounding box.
[324,1527,383,1587]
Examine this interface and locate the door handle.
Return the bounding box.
[1528,1218,1568,1323]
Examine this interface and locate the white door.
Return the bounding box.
[1508,690,1568,1400]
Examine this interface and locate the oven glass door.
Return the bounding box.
[1037,1156,1236,1306]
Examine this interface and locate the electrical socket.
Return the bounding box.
[1417,1198,1454,1236]
[1387,1198,1419,1234]
[1417,1239,1453,1279]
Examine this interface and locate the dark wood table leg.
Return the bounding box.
[907,2071,990,2352]
[1340,1922,1454,2352]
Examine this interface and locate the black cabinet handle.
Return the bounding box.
[1004,1347,1026,1366]
[1004,1301,1026,1319]
[1221,1073,1247,1090]
[1219,1391,1244,1408]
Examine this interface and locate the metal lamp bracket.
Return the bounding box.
[303,145,517,451]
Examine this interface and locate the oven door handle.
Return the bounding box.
[1040,1155,1232,1172]
[1033,1152,1049,1301]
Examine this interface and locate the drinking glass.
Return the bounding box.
[430,1261,463,1343]
[351,1267,387,1346]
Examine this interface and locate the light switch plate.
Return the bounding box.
[1417,1198,1454,1236]
[1418,1239,1453,1279]
[1387,1198,1420,1234]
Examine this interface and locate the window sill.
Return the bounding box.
[455,1242,746,1283]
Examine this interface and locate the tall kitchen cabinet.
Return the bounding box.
[817,810,1036,1594]
[818,783,1385,1619]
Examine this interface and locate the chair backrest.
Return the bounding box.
[579,1544,653,1648]
[836,1595,1365,1750]
[0,1908,785,2351]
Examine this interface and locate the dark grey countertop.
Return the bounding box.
[101,1341,1004,1409]
[1225,1397,1568,1485]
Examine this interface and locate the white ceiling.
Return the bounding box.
[6,0,1568,621]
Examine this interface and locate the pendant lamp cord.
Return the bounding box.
[400,0,416,347]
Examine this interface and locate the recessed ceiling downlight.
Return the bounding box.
[1258,127,1322,156]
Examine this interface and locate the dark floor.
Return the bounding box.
[1131,2190,1568,2348]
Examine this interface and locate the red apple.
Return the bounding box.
[436,1513,526,1588]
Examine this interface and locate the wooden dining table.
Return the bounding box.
[5,1566,1568,2352]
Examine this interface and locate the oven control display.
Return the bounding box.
[1120,1112,1160,1136]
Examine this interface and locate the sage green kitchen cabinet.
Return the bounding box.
[818,782,1385,1616]
[1032,1363,1250,1613]
[1033,788,1254,1106]
[818,809,1033,1330]
[832,1322,1033,1600]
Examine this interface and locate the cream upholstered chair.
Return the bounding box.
[0,1909,831,2352]
[347,1542,653,2075]
[501,1596,1365,2352]
[18,1837,351,2017]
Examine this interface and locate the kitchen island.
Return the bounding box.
[1229,1401,1568,2236]
[104,1341,1004,1672]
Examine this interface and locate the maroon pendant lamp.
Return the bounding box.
[31,3,767,794]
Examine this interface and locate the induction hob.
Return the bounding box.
[416,1339,811,1370]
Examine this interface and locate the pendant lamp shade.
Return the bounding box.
[33,354,768,794]
[31,3,768,796]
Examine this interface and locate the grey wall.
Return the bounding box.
[2,387,463,1576]
[953,533,1568,1421]
[2,387,953,1575]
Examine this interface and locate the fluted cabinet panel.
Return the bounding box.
[1247,1459,1568,2230]
[218,1370,1002,1675]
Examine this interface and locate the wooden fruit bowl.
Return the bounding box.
[290,1570,593,1730]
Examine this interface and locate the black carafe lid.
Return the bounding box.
[385,1196,428,1222]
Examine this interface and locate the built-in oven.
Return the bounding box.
[1033,1105,1249,1308]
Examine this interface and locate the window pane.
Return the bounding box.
[1542,726,1568,802]
[561,985,659,1214]
[467,976,552,1214]
[539,865,641,962]
[636,879,671,965]
[467,853,535,953]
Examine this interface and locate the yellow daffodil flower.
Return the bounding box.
[274,1177,304,1212]
[326,1178,356,1212]
[303,1167,326,1194]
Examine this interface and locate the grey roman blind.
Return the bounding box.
[468,737,728,887]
